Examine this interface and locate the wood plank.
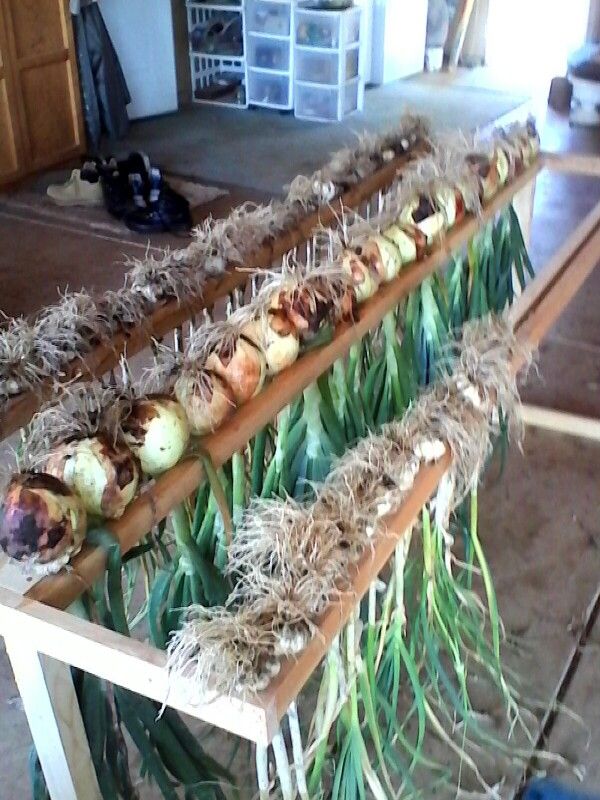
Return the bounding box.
[5,640,103,800]
[543,150,600,177]
[27,160,543,611]
[0,148,426,441]
[520,404,600,442]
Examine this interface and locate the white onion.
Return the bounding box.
[46,436,139,519]
[383,224,419,264]
[175,368,236,436]
[205,334,266,404]
[341,250,379,303]
[122,395,190,477]
[361,235,402,283]
[242,311,300,376]
[0,472,87,574]
[399,195,446,244]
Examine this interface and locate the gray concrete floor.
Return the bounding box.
[0,85,600,798]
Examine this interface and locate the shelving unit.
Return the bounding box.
[187,0,249,108]
[245,0,295,110]
[294,5,364,121]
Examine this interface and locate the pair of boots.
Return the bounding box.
[98,153,192,233]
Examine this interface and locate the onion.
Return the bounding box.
[435,184,461,227]
[122,395,190,476]
[270,282,332,341]
[45,435,139,519]
[360,235,402,283]
[399,194,446,244]
[175,368,236,436]
[526,119,541,160]
[0,472,86,574]
[494,146,510,186]
[341,250,380,303]
[465,154,499,201]
[383,224,417,264]
[205,333,266,405]
[242,310,300,376]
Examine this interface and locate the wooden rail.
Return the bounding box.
[0,149,425,442]
[26,159,544,611]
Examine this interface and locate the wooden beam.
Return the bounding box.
[444,0,476,69]
[543,151,600,178]
[0,149,425,442]
[26,160,543,611]
[5,640,103,800]
[520,404,600,443]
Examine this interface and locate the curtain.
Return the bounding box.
[72,0,131,150]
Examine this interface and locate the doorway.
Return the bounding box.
[485,0,589,91]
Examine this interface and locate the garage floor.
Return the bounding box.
[0,88,599,797]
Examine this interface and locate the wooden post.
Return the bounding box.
[5,640,102,800]
[443,0,476,69]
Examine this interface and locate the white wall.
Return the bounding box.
[370,0,427,85]
[98,0,178,119]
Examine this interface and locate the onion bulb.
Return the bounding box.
[399,194,446,244]
[465,154,499,201]
[525,118,540,161]
[45,436,139,519]
[341,250,380,303]
[242,310,300,376]
[122,395,190,477]
[494,146,510,186]
[359,235,402,283]
[435,184,463,227]
[0,472,86,574]
[270,282,332,341]
[175,368,236,436]
[205,333,266,405]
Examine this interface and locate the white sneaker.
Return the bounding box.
[47,169,104,207]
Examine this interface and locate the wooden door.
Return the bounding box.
[0,1,21,181]
[0,0,84,184]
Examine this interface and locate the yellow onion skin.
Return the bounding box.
[361,236,402,283]
[46,436,139,520]
[0,472,86,574]
[242,312,300,376]
[494,147,510,186]
[341,250,380,303]
[175,369,236,436]
[205,335,266,405]
[122,395,190,477]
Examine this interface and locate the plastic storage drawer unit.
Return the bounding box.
[247,0,291,36]
[247,68,291,108]
[247,35,290,71]
[294,77,360,121]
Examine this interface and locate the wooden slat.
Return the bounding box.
[5,639,103,800]
[0,149,426,441]
[520,404,600,443]
[27,160,544,611]
[543,151,600,177]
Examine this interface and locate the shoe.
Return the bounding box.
[99,152,152,219]
[47,169,104,207]
[124,167,192,233]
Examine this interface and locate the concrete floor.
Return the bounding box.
[0,86,599,797]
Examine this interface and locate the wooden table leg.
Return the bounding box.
[5,638,102,800]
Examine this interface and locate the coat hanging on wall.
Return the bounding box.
[71,0,131,149]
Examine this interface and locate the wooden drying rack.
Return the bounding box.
[1,151,599,800]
